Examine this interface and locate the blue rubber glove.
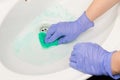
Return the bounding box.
[45,12,94,44]
[70,42,120,79]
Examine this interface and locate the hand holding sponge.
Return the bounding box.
[38,32,58,48]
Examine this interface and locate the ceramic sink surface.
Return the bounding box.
[0,0,119,80]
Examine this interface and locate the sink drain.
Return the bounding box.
[40,24,50,33]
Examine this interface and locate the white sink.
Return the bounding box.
[0,0,119,80]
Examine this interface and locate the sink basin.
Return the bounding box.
[0,0,118,76]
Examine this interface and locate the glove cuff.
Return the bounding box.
[77,11,94,32]
[104,51,120,79]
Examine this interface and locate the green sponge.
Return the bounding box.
[38,32,58,48]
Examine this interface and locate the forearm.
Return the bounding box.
[112,51,120,75]
[86,0,120,21]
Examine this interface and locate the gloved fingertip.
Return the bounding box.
[45,33,52,40]
[47,32,61,43]
[45,36,49,40]
[57,38,63,44]
[44,35,50,43]
[45,25,56,39]
[58,40,63,44]
[45,36,54,43]
[58,38,67,44]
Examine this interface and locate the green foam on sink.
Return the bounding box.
[38,32,58,48]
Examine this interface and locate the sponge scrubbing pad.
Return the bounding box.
[38,32,58,48]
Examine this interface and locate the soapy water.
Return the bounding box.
[13,3,76,66]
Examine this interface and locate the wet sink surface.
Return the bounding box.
[0,0,118,75]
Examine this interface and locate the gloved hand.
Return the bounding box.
[70,42,120,79]
[45,12,94,44]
